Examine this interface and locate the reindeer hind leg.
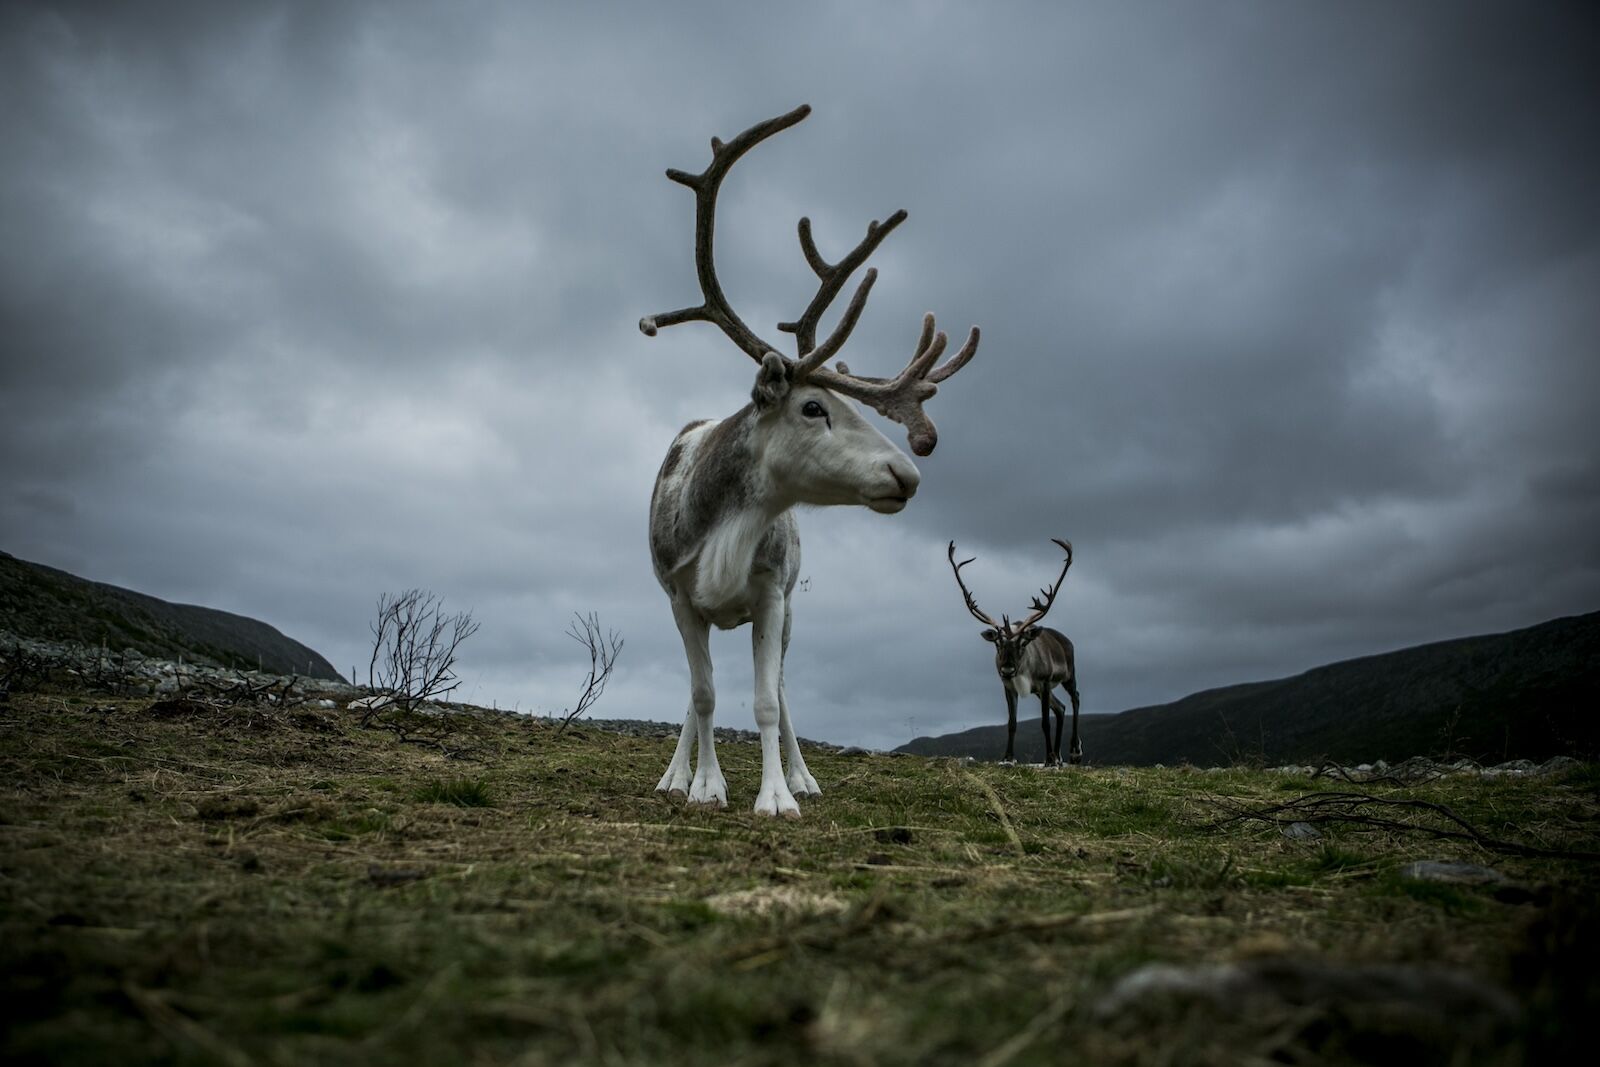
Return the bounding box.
[1050,692,1066,768]
[776,602,820,798]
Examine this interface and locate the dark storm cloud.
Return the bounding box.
[2,1,1597,751]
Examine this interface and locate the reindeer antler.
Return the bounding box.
[638,104,811,361]
[947,541,1000,628]
[640,105,979,457]
[807,316,981,457]
[1015,539,1074,630]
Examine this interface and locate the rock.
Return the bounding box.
[1096,956,1520,1055]
[1280,821,1321,840]
[1399,860,1508,886]
[1536,755,1581,775]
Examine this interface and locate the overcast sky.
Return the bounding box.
[3,2,1597,751]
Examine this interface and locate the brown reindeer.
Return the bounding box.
[641,105,979,816]
[948,539,1082,766]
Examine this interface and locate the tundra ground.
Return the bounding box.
[2,690,1596,1065]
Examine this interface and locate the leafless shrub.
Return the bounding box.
[0,639,49,701]
[356,590,485,757]
[554,612,623,735]
[179,672,304,709]
[1203,790,1600,861]
[366,589,480,714]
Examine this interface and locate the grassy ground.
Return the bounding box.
[2,689,1597,1066]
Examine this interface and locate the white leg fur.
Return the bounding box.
[751,579,800,817]
[656,710,694,796]
[776,608,819,798]
[661,597,726,808]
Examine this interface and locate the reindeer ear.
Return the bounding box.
[1020,628,1039,645]
[980,628,998,643]
[751,352,792,409]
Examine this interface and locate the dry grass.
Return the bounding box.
[2,689,1597,1065]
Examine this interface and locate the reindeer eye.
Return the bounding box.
[801,400,827,419]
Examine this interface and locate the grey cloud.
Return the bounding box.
[2,1,1596,750]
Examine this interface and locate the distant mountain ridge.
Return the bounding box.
[898,611,1600,766]
[0,551,342,681]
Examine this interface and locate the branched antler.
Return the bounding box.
[808,316,981,457]
[949,538,1074,633]
[1016,539,1073,630]
[638,104,811,360]
[640,105,979,457]
[948,541,1000,628]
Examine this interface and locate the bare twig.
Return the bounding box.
[554,612,623,735]
[1204,790,1600,861]
[962,770,1026,858]
[366,590,480,715]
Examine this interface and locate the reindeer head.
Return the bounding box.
[747,352,920,513]
[640,104,978,510]
[948,539,1074,678]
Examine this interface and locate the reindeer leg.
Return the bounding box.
[1050,692,1066,768]
[1040,691,1058,767]
[1002,686,1019,765]
[751,576,801,818]
[1066,679,1083,765]
[655,598,707,798]
[664,597,725,808]
[777,602,820,798]
[657,710,695,798]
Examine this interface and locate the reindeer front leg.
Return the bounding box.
[751,576,801,818]
[1039,691,1060,767]
[1002,686,1019,765]
[657,596,726,807]
[1066,679,1083,765]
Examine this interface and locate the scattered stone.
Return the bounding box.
[1096,956,1520,1053]
[1280,821,1321,840]
[367,866,428,887]
[1399,860,1508,886]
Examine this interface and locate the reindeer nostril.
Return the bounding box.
[888,463,915,497]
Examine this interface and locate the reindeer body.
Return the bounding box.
[950,539,1083,767]
[991,625,1081,766]
[641,105,977,816]
[649,380,920,816]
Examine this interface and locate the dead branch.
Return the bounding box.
[555,612,623,735]
[368,589,480,712]
[1203,790,1600,861]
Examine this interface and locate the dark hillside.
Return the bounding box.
[901,611,1600,766]
[0,551,341,680]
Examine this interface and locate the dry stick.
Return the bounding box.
[123,984,253,1067]
[961,770,1026,858]
[929,905,1160,946]
[976,993,1075,1067]
[1205,791,1600,861]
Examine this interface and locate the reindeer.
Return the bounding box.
[640,105,978,817]
[948,539,1082,766]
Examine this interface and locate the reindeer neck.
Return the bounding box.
[653,405,796,613]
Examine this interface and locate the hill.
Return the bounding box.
[0,550,342,680]
[899,611,1600,766]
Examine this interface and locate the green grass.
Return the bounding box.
[1,689,1596,1065]
[412,776,495,807]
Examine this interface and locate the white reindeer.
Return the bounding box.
[640,105,979,817]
